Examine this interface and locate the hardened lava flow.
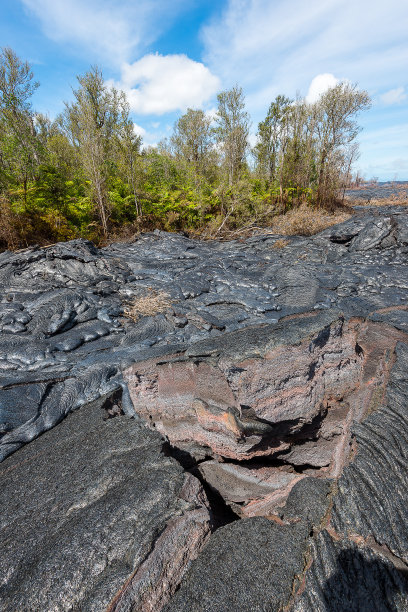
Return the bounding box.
[1,205,408,611]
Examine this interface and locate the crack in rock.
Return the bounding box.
[125,316,407,518]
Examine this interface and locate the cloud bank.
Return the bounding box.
[112,54,220,115]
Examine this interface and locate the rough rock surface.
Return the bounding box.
[126,312,407,518]
[165,478,332,612]
[1,205,408,610]
[0,396,211,611]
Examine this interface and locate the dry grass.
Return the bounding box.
[0,196,21,250]
[345,195,408,207]
[272,238,290,249]
[270,204,352,237]
[123,289,173,321]
[344,184,408,207]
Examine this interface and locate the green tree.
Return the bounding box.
[254,95,292,182]
[62,66,123,236]
[313,82,371,205]
[279,98,315,199]
[0,47,43,201]
[114,98,142,216]
[214,85,250,186]
[171,108,213,172]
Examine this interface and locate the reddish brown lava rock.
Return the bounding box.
[125,316,408,517]
[197,461,304,518]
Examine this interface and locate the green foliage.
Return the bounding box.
[0,48,371,249]
[171,108,213,173]
[214,85,250,186]
[253,85,371,208]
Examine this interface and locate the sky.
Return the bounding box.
[1,0,407,181]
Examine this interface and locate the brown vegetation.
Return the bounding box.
[344,189,408,208]
[123,290,173,322]
[272,238,290,249]
[269,204,352,236]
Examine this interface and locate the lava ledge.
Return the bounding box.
[125,311,407,518]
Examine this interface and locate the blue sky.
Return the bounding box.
[2,0,407,180]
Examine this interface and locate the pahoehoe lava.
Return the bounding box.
[1,205,408,611]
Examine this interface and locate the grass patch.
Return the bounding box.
[269,204,352,237]
[123,289,173,321]
[345,195,408,207]
[272,238,290,249]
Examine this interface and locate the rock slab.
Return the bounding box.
[0,396,211,611]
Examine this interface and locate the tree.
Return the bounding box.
[214,85,250,186]
[313,82,371,204]
[253,83,371,208]
[254,95,292,182]
[0,47,43,200]
[62,67,123,236]
[114,98,142,216]
[279,97,316,198]
[171,108,213,172]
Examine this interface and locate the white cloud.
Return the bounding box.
[380,87,407,106]
[204,107,218,123]
[21,0,186,66]
[113,54,220,115]
[306,73,339,103]
[133,123,146,138]
[248,133,258,148]
[132,122,166,147]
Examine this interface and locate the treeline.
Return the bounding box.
[0,47,371,248]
